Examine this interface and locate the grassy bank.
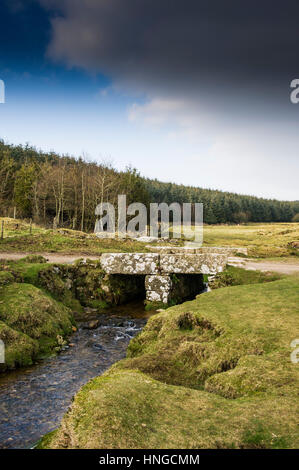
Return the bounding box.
[40,275,299,449]
[209,265,282,289]
[0,218,150,254]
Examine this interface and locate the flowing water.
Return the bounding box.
[0,301,151,449]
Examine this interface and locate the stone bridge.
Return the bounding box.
[100,251,228,306]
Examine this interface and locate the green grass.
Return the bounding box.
[209,265,282,289]
[200,222,299,258]
[0,217,47,238]
[0,218,150,254]
[174,222,299,258]
[1,257,48,284]
[40,275,299,449]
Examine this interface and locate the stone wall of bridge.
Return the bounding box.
[100,252,227,275]
[100,251,227,306]
[145,274,205,306]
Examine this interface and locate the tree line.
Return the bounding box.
[0,140,298,230]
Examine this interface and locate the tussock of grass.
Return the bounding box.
[22,255,48,264]
[204,351,296,398]
[41,276,299,449]
[0,271,15,286]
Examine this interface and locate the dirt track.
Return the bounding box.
[0,252,101,264]
[243,260,299,275]
[228,257,299,275]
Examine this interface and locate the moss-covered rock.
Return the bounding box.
[1,258,147,323]
[37,263,82,311]
[0,283,75,371]
[0,321,39,371]
[37,261,145,312]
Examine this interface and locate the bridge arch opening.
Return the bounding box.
[109,273,205,310]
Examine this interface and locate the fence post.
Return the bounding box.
[29,218,32,235]
[1,220,4,239]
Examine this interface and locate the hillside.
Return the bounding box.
[1,140,298,229]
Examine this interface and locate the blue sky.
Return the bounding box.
[0,0,298,200]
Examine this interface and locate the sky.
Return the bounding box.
[0,0,298,200]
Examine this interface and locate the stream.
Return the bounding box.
[0,301,151,449]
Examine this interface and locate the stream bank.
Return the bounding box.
[0,301,150,449]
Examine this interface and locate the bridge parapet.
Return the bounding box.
[159,253,227,274]
[100,252,227,275]
[100,253,159,275]
[146,245,248,256]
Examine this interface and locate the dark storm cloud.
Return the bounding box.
[39,0,299,98]
[2,0,298,199]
